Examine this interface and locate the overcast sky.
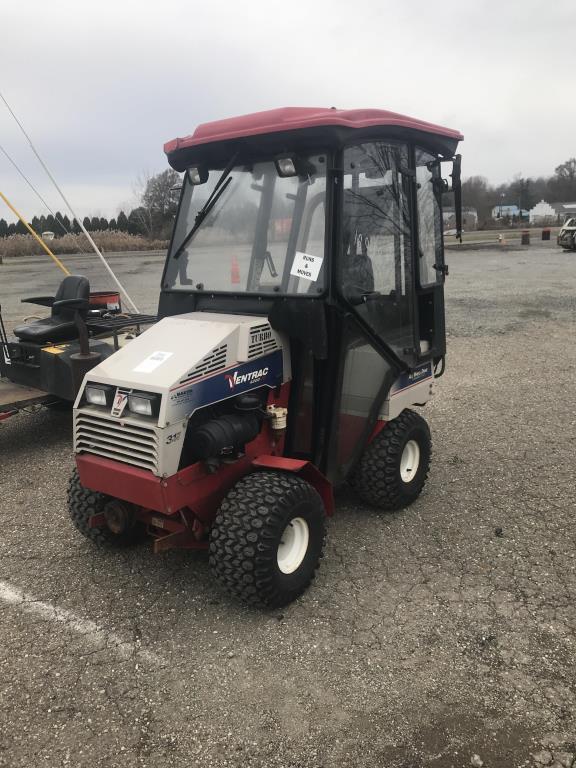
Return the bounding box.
[1,0,574,221]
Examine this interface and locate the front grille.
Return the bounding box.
[75,412,159,473]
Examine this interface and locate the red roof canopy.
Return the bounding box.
[164,107,463,156]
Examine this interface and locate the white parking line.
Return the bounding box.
[0,580,162,667]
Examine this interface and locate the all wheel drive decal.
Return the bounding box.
[391,362,432,395]
[169,349,283,412]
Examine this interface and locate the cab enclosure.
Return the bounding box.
[160,107,462,484]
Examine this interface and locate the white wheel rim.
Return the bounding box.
[277,517,309,574]
[400,439,420,483]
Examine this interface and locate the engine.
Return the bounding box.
[73,312,291,477]
[180,392,264,466]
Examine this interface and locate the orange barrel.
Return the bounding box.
[89,291,122,312]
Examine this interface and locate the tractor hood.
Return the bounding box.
[78,312,290,427]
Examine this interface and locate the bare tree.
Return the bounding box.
[139,169,181,238]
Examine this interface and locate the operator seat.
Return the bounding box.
[13,275,90,344]
[342,226,375,296]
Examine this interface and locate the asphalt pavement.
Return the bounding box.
[0,243,575,767]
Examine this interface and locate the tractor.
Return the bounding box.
[68,107,463,608]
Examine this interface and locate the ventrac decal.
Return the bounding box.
[225,366,269,390]
[168,349,283,418]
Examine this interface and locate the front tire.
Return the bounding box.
[349,409,431,510]
[67,468,142,547]
[209,471,326,608]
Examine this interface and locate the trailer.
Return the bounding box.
[0,281,156,421]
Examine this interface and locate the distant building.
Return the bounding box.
[552,201,576,222]
[41,231,55,241]
[443,207,478,230]
[528,200,576,225]
[491,204,528,219]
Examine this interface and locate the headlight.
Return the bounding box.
[128,392,160,417]
[85,384,114,406]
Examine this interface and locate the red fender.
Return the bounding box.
[252,455,334,516]
[368,419,387,443]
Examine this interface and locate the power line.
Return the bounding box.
[0,141,71,235]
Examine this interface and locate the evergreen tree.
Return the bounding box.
[99,217,108,231]
[39,215,47,233]
[53,211,66,236]
[62,214,71,233]
[72,218,81,234]
[83,216,92,231]
[90,216,100,231]
[31,216,41,234]
[0,218,8,237]
[45,214,56,233]
[128,207,149,236]
[15,219,28,234]
[108,218,117,231]
[7,223,16,235]
[117,210,129,232]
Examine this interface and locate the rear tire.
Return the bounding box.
[349,409,431,510]
[209,471,326,608]
[67,468,142,547]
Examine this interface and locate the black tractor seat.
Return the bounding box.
[14,275,90,344]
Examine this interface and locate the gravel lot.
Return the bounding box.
[0,244,575,768]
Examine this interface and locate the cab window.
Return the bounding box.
[341,142,415,360]
[415,148,443,286]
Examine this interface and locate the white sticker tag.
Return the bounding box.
[290,251,323,282]
[133,351,173,373]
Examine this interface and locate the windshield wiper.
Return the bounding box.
[173,152,238,260]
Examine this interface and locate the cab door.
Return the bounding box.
[339,141,418,365]
[414,148,447,358]
[330,141,417,481]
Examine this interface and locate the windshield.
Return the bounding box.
[164,154,328,295]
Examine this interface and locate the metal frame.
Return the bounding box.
[78,433,335,553]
